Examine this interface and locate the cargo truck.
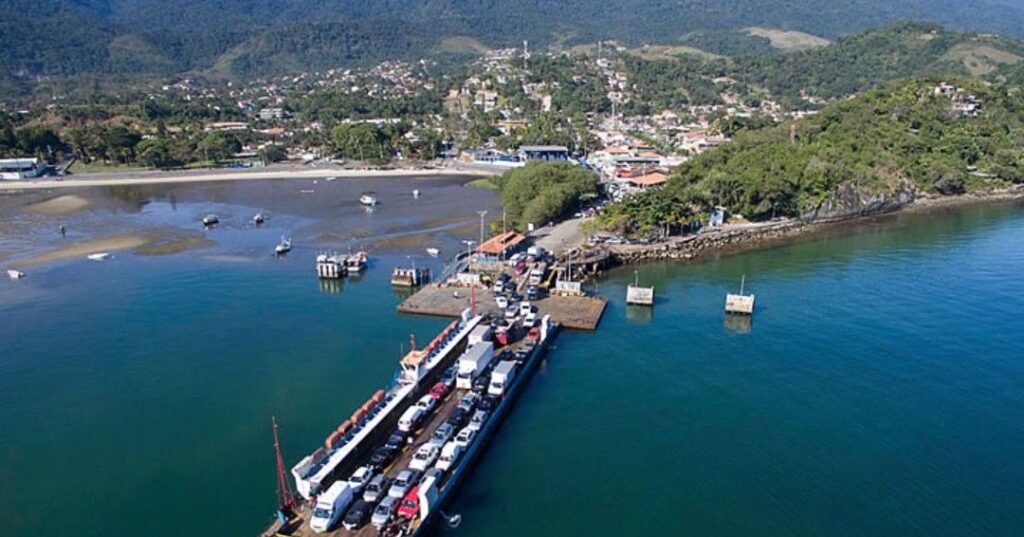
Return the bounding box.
[488,360,517,397]
[456,341,494,389]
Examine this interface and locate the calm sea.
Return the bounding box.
[2,190,1022,536]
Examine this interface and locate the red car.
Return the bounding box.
[397,486,420,519]
[428,382,449,399]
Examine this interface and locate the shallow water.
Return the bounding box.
[1,189,1022,536]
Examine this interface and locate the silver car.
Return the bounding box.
[372,495,399,529]
[388,469,421,499]
[429,422,456,447]
[363,473,390,503]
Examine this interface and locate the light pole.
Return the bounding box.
[477,210,488,246]
[462,240,476,259]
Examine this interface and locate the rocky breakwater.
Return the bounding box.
[602,220,808,267]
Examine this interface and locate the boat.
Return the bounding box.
[344,251,368,274]
[325,176,338,182]
[300,189,315,194]
[359,194,377,206]
[391,266,430,287]
[202,214,219,226]
[426,248,440,257]
[413,189,421,199]
[86,252,112,261]
[275,237,292,255]
[253,213,265,225]
[315,252,346,279]
[7,269,25,279]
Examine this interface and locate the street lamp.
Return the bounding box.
[477,210,488,246]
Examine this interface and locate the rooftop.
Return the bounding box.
[476,231,527,255]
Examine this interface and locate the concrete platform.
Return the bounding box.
[398,285,607,330]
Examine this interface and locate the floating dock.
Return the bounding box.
[725,275,755,315]
[626,285,654,306]
[398,285,606,330]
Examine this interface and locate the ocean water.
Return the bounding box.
[2,195,1023,536]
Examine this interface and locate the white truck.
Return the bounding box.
[468,324,493,347]
[309,481,355,533]
[456,341,494,389]
[488,360,517,397]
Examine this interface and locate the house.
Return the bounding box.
[626,172,668,189]
[0,158,45,180]
[520,145,570,161]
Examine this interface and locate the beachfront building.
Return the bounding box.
[476,231,527,260]
[520,145,570,161]
[0,158,45,180]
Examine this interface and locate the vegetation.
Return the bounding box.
[494,162,600,228]
[598,77,1024,236]
[6,1,1024,88]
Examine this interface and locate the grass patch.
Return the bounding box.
[743,27,830,51]
[465,178,499,190]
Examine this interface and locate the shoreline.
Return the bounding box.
[582,187,1024,273]
[0,165,496,191]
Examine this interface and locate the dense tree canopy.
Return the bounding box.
[495,162,600,228]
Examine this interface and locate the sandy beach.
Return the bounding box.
[0,165,495,191]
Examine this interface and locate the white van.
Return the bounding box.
[398,406,424,432]
[435,441,463,471]
[309,481,355,533]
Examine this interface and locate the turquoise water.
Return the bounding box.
[3,200,1023,536]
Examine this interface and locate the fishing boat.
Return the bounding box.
[359,194,378,206]
[275,237,292,255]
[7,269,25,279]
[202,214,219,226]
[426,247,440,257]
[253,213,265,225]
[86,252,112,261]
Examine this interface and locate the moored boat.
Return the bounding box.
[202,214,219,226]
[359,194,378,206]
[345,251,368,274]
[275,237,292,255]
[86,252,112,261]
[7,269,25,279]
[253,213,265,225]
[426,248,440,257]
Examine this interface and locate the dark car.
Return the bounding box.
[526,285,542,300]
[513,347,530,363]
[385,430,409,451]
[497,272,511,283]
[446,407,469,429]
[342,499,372,530]
[479,394,500,412]
[472,372,491,394]
[369,446,398,469]
[440,365,457,387]
[509,290,523,302]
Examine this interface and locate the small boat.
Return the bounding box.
[86,252,112,261]
[202,214,219,226]
[7,269,25,280]
[275,237,292,255]
[325,176,338,182]
[413,189,421,199]
[359,194,377,206]
[300,189,316,194]
[426,248,440,257]
[253,213,265,225]
[345,251,368,274]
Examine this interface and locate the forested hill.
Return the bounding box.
[598,78,1024,235]
[6,0,1024,85]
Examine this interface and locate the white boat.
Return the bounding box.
[86,252,112,261]
[426,248,440,257]
[7,269,25,279]
[345,251,368,273]
[275,237,292,255]
[325,176,338,182]
[253,213,264,225]
[413,189,421,199]
[300,189,316,194]
[359,194,377,206]
[202,214,219,226]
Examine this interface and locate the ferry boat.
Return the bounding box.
[261,311,558,537]
[202,214,219,226]
[359,194,378,206]
[276,237,292,255]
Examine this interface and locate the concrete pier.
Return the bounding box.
[398,285,607,330]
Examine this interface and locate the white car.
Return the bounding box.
[523,312,537,327]
[415,394,437,413]
[454,426,477,448]
[519,301,533,316]
[495,296,508,309]
[347,466,374,493]
[435,441,463,471]
[409,443,441,471]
